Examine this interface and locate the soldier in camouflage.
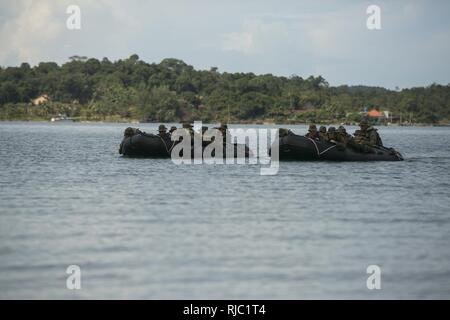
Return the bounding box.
[318,126,328,141]
[353,119,383,152]
[327,127,338,143]
[169,126,177,135]
[157,124,171,140]
[305,124,319,140]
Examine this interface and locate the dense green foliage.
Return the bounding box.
[1,55,449,124]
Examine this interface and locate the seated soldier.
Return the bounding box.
[353,129,362,142]
[157,124,170,140]
[352,126,371,153]
[358,119,383,147]
[352,119,382,153]
[336,125,365,152]
[173,122,193,143]
[123,127,142,137]
[305,124,319,139]
[279,128,289,138]
[327,127,338,143]
[335,126,350,150]
[169,126,177,135]
[120,127,142,154]
[318,126,328,141]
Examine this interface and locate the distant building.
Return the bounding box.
[363,108,391,123]
[31,94,50,106]
[367,109,384,118]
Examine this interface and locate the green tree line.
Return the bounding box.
[1,54,449,124]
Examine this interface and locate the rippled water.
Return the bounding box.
[0,122,450,299]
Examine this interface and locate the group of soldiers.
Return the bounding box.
[302,119,383,152]
[156,122,230,143]
[125,119,383,153]
[275,118,382,153]
[124,122,230,141]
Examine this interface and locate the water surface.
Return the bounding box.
[1,122,449,299]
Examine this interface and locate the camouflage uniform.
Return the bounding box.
[305,124,319,140]
[120,127,142,154]
[279,128,294,138]
[279,128,289,137]
[337,125,367,152]
[123,127,141,137]
[169,126,177,135]
[362,127,383,146]
[157,124,171,140]
[318,126,328,142]
[356,119,383,149]
[351,119,381,153]
[335,126,351,150]
[327,127,338,143]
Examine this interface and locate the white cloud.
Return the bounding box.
[0,0,448,88]
[222,30,253,54]
[221,19,289,55]
[0,0,154,66]
[0,0,63,65]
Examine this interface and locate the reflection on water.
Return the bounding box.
[0,122,450,299]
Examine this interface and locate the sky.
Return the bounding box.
[0,0,449,89]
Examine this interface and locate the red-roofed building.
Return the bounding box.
[367,109,384,117]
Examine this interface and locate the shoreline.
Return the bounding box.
[1,118,449,127]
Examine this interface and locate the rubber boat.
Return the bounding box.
[272,133,403,161]
[119,132,252,158]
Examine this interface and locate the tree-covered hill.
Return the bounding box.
[1,54,449,124]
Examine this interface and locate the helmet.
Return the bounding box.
[359,118,369,126]
[279,128,289,137]
[124,127,136,137]
[158,124,167,131]
[319,126,326,133]
[169,126,177,132]
[328,126,336,133]
[308,124,317,131]
[337,126,346,133]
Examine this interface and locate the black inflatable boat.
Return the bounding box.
[119,133,171,157]
[119,132,252,158]
[272,133,403,161]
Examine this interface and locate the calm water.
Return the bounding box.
[0,122,450,299]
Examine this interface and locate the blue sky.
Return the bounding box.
[0,0,449,88]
